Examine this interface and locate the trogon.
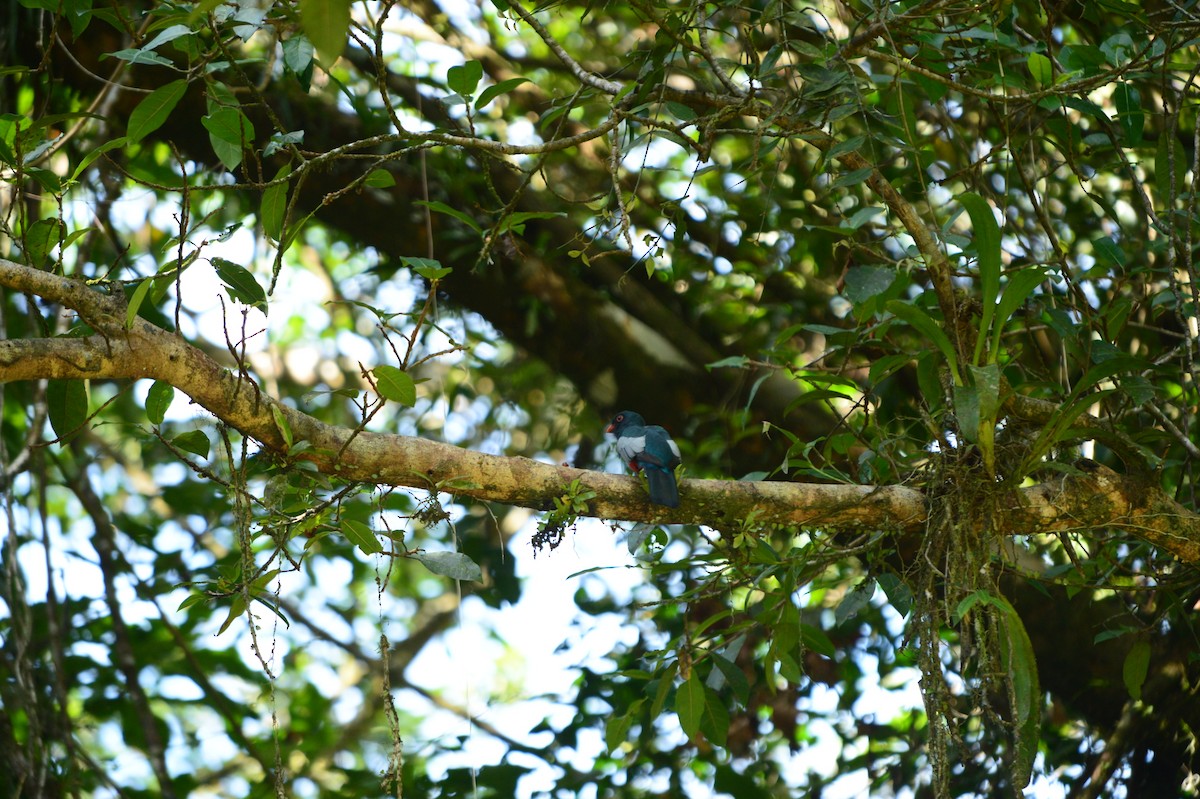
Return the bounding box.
[606,411,682,508]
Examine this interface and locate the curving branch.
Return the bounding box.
[3,257,1200,561]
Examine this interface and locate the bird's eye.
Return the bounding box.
[615,414,624,422]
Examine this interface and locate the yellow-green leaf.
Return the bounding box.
[343,519,382,555]
[172,430,210,458]
[373,364,416,406]
[301,0,350,63]
[364,168,395,188]
[1027,52,1053,87]
[1123,640,1151,700]
[211,257,266,309]
[126,278,153,329]
[216,594,247,635]
[886,299,962,384]
[447,60,483,97]
[261,164,291,241]
[272,405,293,449]
[128,80,188,144]
[145,380,175,425]
[475,76,529,110]
[47,379,88,441]
[676,671,705,739]
[959,192,1001,365]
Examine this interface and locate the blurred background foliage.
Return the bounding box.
[3,0,1200,796]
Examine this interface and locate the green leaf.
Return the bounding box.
[649,661,677,721]
[69,137,127,184]
[364,168,395,188]
[705,355,750,370]
[835,578,875,624]
[211,257,266,308]
[282,33,314,75]
[842,265,895,306]
[991,265,1049,360]
[969,361,1001,425]
[698,683,729,747]
[145,380,175,425]
[301,0,350,63]
[800,623,837,658]
[176,592,207,612]
[201,106,255,145]
[61,227,90,252]
[263,130,304,158]
[710,649,750,704]
[343,519,383,555]
[876,572,914,617]
[1101,32,1134,67]
[1093,236,1126,268]
[125,278,154,329]
[676,671,705,739]
[1123,640,1151,701]
[1027,52,1053,87]
[664,101,697,121]
[202,107,254,170]
[493,210,566,235]
[868,353,911,386]
[210,136,242,170]
[26,167,61,194]
[172,430,211,458]
[953,383,980,442]
[1019,387,1119,475]
[272,405,293,449]
[47,379,88,441]
[416,264,452,280]
[886,299,961,384]
[994,595,1041,788]
[127,80,187,144]
[475,77,529,110]
[415,200,482,233]
[447,60,483,97]
[24,218,63,268]
[605,703,639,753]
[373,365,416,406]
[139,24,192,54]
[413,551,483,582]
[916,349,944,414]
[261,164,291,241]
[1076,356,1143,395]
[959,193,1001,365]
[206,80,237,113]
[831,167,873,188]
[216,594,247,635]
[1061,44,1106,74]
[397,255,453,280]
[845,206,884,230]
[1114,83,1144,146]
[827,134,866,160]
[104,48,174,67]
[967,362,1000,474]
[954,589,991,622]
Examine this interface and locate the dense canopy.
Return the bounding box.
[3,0,1200,797]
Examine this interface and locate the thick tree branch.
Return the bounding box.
[3,258,1199,560]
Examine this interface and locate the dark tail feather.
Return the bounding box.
[645,467,680,508]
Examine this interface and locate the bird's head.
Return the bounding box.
[606,410,645,435]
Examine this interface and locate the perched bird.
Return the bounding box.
[606,410,682,508]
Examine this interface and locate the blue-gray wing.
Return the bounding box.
[645,425,681,469]
[616,433,647,465]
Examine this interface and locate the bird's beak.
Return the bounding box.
[605,424,615,433]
